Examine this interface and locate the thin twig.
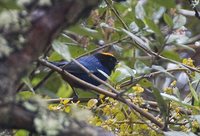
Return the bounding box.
[120,68,189,88]
[104,0,129,30]
[178,9,200,17]
[77,36,129,58]
[185,34,200,44]
[45,97,94,104]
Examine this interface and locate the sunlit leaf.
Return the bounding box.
[87,99,98,108]
[138,78,153,88]
[153,7,166,23]
[52,41,71,61]
[164,131,197,136]
[48,51,63,61]
[111,63,136,83]
[135,1,146,20]
[65,106,71,113]
[57,83,72,98]
[189,82,199,106]
[161,93,192,107]
[129,21,139,33]
[122,28,149,47]
[173,15,186,29]
[15,129,29,136]
[115,112,125,121]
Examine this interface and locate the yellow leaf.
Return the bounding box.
[62,99,70,105]
[87,99,98,109]
[65,106,71,113]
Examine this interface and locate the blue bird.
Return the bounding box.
[50,52,117,89]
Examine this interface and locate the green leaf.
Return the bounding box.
[152,0,175,8]
[175,43,195,52]
[173,15,186,29]
[144,17,162,36]
[134,60,150,74]
[153,88,168,118]
[121,28,149,48]
[0,0,19,10]
[111,63,136,83]
[138,78,153,88]
[164,131,197,136]
[52,41,71,61]
[17,91,35,100]
[161,93,180,101]
[115,112,125,121]
[189,82,199,106]
[57,83,73,98]
[15,129,29,136]
[163,13,173,28]
[161,93,192,108]
[48,51,63,61]
[161,50,181,62]
[135,2,146,20]
[129,22,139,33]
[109,70,122,84]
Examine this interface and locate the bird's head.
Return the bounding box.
[94,52,117,72]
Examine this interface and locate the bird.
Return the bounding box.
[113,0,126,2]
[50,52,117,90]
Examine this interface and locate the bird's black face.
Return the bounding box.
[94,53,117,72]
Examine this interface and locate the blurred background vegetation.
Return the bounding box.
[1,0,200,135]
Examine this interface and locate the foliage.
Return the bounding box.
[1,0,200,136]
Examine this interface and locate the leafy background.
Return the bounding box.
[0,0,200,135]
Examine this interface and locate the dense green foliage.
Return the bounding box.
[1,0,200,135]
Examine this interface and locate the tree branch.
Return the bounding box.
[0,101,114,136]
[38,58,164,129]
[0,0,100,99]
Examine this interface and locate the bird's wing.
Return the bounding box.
[59,55,99,74]
[49,61,84,73]
[63,61,86,73]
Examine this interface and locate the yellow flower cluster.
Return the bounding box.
[192,120,199,129]
[164,80,177,94]
[132,96,144,105]
[164,87,173,94]
[132,84,144,95]
[182,58,195,67]
[102,105,112,115]
[191,120,200,133]
[170,80,177,87]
